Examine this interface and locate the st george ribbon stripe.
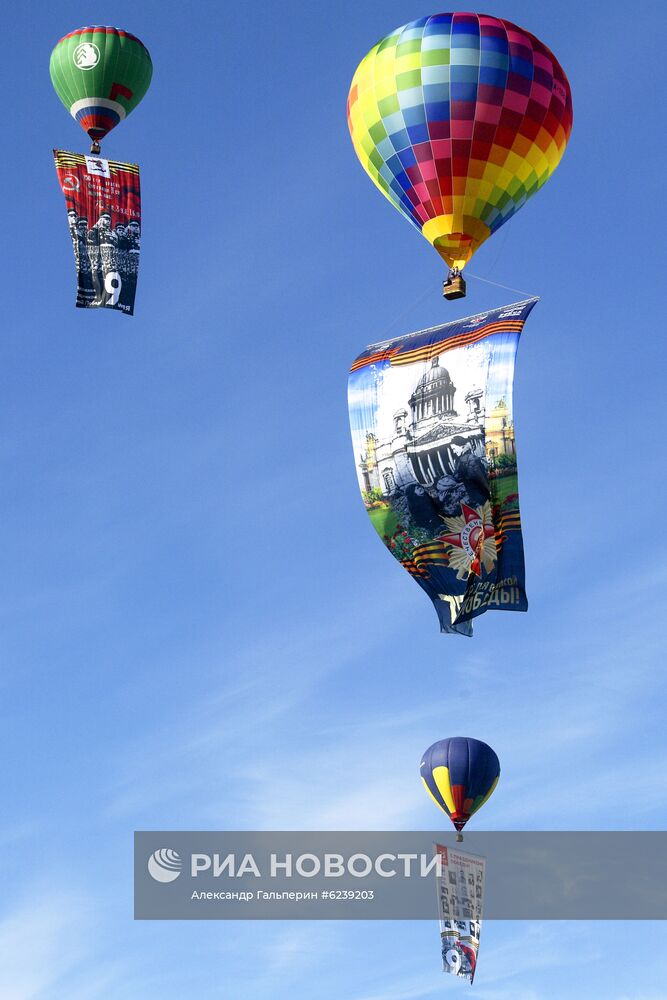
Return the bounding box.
[350,318,526,371]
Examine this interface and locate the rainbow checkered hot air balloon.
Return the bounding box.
[420,737,500,836]
[347,13,572,294]
[50,26,152,151]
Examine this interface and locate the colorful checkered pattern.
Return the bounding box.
[347,13,573,270]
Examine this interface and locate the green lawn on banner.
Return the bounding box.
[492,473,519,505]
[368,505,398,538]
[367,474,520,540]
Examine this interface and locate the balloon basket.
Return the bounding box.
[443,274,467,300]
[456,832,464,842]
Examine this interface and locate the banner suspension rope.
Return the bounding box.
[465,271,538,300]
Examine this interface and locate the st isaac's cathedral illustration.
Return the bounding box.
[358,355,515,500]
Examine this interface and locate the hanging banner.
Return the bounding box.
[348,299,537,635]
[53,149,141,315]
[435,843,485,984]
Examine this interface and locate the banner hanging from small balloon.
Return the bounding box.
[435,843,486,984]
[54,149,141,315]
[348,299,537,635]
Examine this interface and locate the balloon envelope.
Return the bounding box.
[50,26,152,144]
[347,13,572,270]
[420,736,500,830]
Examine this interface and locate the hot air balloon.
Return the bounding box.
[50,26,152,153]
[347,13,572,298]
[421,737,499,839]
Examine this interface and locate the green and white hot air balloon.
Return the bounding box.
[49,26,152,152]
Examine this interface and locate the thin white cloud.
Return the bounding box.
[104,582,411,824]
[350,972,444,1000]
[0,889,94,999]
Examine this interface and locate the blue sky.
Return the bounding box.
[1,0,666,995]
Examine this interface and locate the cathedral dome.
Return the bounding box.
[413,357,454,394]
[409,356,457,421]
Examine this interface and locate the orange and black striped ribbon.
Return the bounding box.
[350,319,524,373]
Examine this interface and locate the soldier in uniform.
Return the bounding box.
[434,472,468,516]
[86,211,103,299]
[99,214,117,277]
[126,218,141,261]
[449,436,490,508]
[120,217,141,310]
[74,215,95,306]
[87,209,114,303]
[112,222,129,278]
[67,207,80,300]
[435,436,489,512]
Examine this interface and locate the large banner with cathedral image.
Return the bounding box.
[348,299,538,636]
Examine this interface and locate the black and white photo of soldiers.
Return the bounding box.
[405,483,446,533]
[450,435,490,507]
[435,435,490,513]
[99,214,117,277]
[86,210,113,303]
[119,217,140,310]
[112,222,128,275]
[67,210,95,306]
[65,205,141,312]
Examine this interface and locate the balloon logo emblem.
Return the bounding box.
[73,42,100,70]
[147,848,183,883]
[62,175,80,191]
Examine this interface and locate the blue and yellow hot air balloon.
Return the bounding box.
[420,737,499,837]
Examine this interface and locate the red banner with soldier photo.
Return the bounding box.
[53,149,141,315]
